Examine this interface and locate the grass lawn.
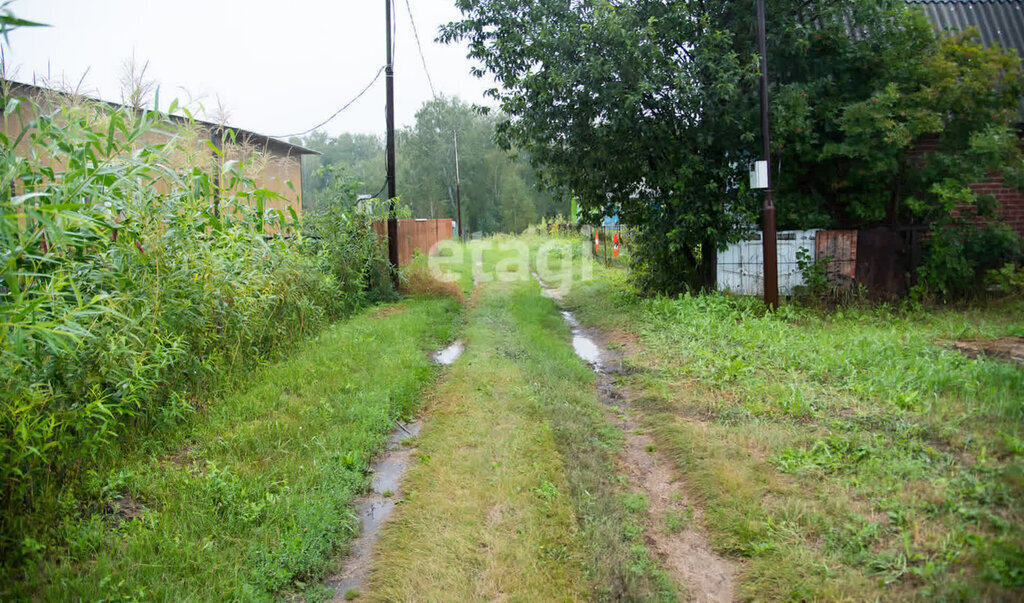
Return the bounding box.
[561,246,1024,600]
[6,296,462,601]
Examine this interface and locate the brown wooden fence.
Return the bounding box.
[372,219,454,267]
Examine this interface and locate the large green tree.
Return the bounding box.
[398,95,564,234]
[442,0,1024,293]
[295,97,564,234]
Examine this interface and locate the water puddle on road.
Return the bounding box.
[532,272,737,600]
[324,340,465,598]
[433,340,464,365]
[324,420,421,599]
[534,274,603,370]
[564,312,602,368]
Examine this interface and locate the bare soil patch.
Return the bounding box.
[371,305,408,319]
[107,493,146,525]
[607,401,737,602]
[951,337,1024,366]
[167,443,201,468]
[604,327,643,357]
[593,331,738,602]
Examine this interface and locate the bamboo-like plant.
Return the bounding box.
[0,85,392,564]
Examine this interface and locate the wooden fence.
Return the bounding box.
[372,219,454,267]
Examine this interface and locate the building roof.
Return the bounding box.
[3,80,319,157]
[907,0,1024,56]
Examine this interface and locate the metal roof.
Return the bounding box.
[906,1,1024,55]
[4,80,319,157]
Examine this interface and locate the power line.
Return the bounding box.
[403,0,436,100]
[268,65,386,140]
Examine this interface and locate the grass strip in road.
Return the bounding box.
[366,279,675,601]
[10,296,461,601]
[564,259,1024,600]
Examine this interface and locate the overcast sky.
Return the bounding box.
[4,0,495,139]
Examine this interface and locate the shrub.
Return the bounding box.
[916,223,1021,300]
[400,251,464,302]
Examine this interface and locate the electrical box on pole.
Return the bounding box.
[749,160,768,190]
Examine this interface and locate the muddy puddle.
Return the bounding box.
[564,311,603,369]
[433,340,464,365]
[534,274,737,602]
[534,274,604,370]
[325,337,464,599]
[324,419,420,599]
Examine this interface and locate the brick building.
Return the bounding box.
[909,0,1024,239]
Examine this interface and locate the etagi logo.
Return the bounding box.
[427,239,595,295]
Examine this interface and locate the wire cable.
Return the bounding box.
[403,0,436,100]
[268,65,386,139]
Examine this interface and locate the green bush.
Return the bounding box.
[916,223,1021,300]
[301,176,400,312]
[0,92,392,562]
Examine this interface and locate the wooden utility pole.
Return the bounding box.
[385,0,399,273]
[757,0,779,310]
[454,130,463,242]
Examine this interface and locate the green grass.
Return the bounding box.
[5,296,462,601]
[561,244,1024,600]
[365,242,675,600]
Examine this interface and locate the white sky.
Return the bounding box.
[4,0,495,139]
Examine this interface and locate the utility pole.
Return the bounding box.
[756,0,779,310]
[385,0,399,274]
[454,130,463,242]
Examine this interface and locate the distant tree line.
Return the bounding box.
[292,96,566,235]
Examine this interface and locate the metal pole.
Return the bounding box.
[385,0,400,273]
[454,130,463,242]
[757,0,779,310]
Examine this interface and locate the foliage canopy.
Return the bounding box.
[442,0,1024,293]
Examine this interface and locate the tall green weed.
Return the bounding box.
[0,91,391,565]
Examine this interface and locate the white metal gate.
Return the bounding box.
[716,230,818,296]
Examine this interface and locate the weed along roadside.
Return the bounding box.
[6,296,462,601]
[560,244,1024,600]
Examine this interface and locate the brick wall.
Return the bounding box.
[913,135,1024,239]
[969,175,1024,239]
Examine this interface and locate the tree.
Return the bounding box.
[770,25,1024,231]
[291,132,385,211]
[295,97,563,234]
[397,96,562,234]
[442,0,761,291]
[442,0,1024,293]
